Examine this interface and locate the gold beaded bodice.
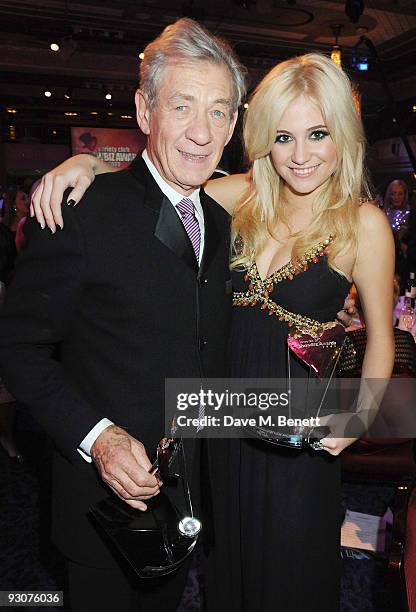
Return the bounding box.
[232,236,334,333]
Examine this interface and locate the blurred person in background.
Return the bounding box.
[384,179,412,293]
[14,179,41,252]
[384,178,410,233]
[1,186,29,233]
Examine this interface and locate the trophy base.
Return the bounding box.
[246,423,330,450]
[89,492,199,578]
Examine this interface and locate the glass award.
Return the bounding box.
[89,437,201,578]
[248,321,346,450]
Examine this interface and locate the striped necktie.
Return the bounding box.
[176,197,201,261]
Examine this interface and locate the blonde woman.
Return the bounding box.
[31,53,394,611]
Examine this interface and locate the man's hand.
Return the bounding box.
[30,154,97,233]
[337,295,357,328]
[91,424,160,511]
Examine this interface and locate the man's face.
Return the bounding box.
[136,61,238,195]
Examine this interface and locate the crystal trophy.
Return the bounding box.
[247,321,346,450]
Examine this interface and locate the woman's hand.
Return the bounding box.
[316,411,363,456]
[318,436,358,456]
[31,154,114,232]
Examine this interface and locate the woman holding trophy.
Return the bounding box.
[205,53,394,611]
[31,53,394,610]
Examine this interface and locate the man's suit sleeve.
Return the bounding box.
[0,210,104,463]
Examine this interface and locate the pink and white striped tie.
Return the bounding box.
[176,198,201,261]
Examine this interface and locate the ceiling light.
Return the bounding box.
[64,112,78,116]
[50,42,60,52]
[44,90,52,98]
[331,47,342,67]
[413,105,416,113]
[107,112,114,116]
[64,89,72,100]
[330,24,343,67]
[105,93,112,100]
[121,115,133,119]
[90,111,98,115]
[6,108,17,113]
[351,35,374,71]
[352,58,368,71]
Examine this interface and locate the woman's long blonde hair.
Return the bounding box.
[231,53,370,273]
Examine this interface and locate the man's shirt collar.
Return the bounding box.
[142,149,201,211]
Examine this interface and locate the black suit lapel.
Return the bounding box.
[154,197,199,273]
[198,189,221,279]
[128,155,198,273]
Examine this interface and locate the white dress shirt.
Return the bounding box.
[78,149,205,461]
[142,149,205,264]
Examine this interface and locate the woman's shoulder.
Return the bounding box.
[204,173,250,214]
[355,200,394,262]
[357,199,390,232]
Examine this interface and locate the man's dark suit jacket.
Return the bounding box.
[0,156,232,567]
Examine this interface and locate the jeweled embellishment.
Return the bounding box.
[233,236,333,331]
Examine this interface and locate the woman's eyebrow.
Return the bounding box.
[275,124,328,134]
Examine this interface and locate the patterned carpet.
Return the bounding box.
[0,411,400,612]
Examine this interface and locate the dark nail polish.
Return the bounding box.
[67,199,76,207]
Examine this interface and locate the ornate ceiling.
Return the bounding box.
[0,0,415,143]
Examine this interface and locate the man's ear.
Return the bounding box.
[225,110,238,147]
[135,89,151,135]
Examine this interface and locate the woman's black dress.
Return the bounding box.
[205,251,351,612]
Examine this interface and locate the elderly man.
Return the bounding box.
[0,18,245,612]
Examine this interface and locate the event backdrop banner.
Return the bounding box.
[71,127,146,169]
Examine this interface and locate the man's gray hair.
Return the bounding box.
[139,18,247,113]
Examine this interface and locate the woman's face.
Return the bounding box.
[390,183,406,208]
[270,95,338,202]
